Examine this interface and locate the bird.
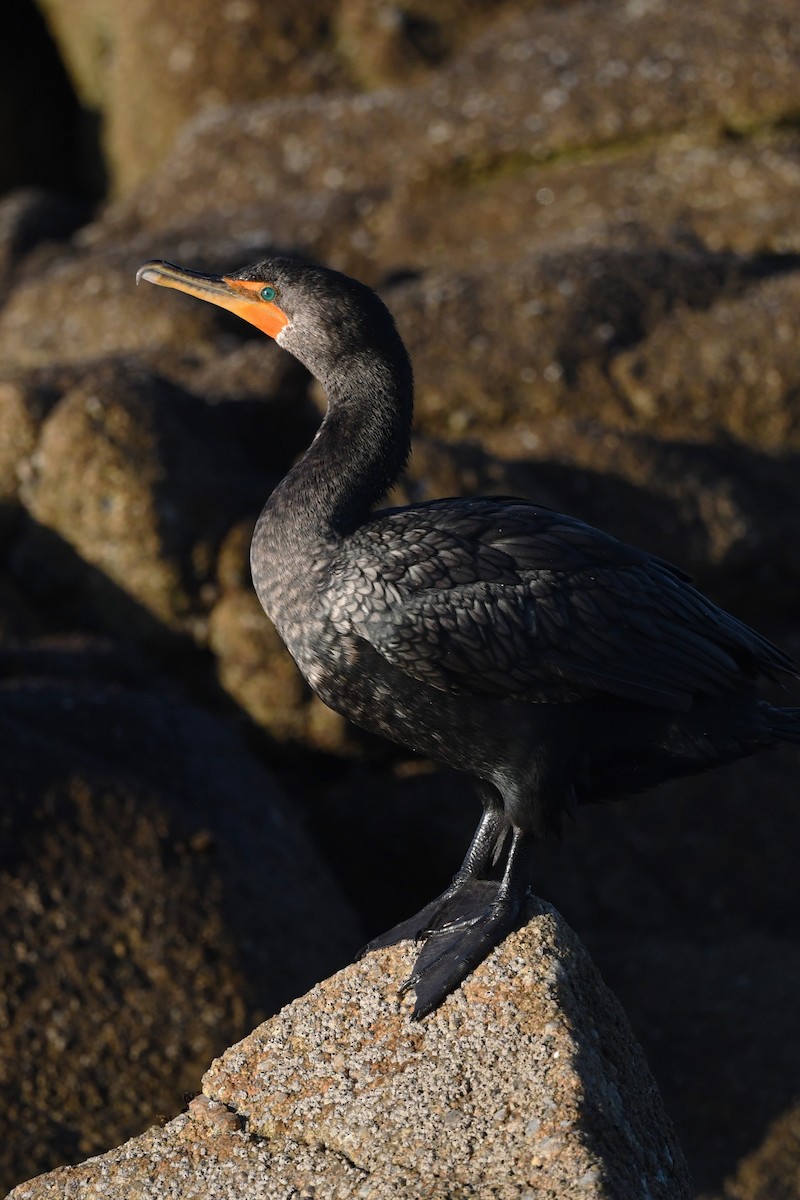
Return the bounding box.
[137,255,800,1019]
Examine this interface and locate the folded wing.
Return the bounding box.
[324,498,795,709]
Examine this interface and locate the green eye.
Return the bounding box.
[260,285,277,302]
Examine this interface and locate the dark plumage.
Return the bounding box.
[138,255,800,1018]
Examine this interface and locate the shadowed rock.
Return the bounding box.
[0,675,361,1188]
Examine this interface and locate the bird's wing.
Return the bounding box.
[324,498,794,709]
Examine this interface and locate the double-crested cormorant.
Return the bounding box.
[137,256,800,1018]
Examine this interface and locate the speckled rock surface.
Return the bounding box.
[9,903,692,1199]
[0,677,361,1189]
[34,0,511,195]
[0,380,50,505]
[99,0,800,235]
[386,248,800,446]
[610,270,800,447]
[15,359,275,636]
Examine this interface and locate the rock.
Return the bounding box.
[592,929,800,1198]
[14,360,268,638]
[35,0,346,195]
[18,366,196,632]
[9,903,692,1200]
[297,704,800,1194]
[610,269,800,448]
[27,0,800,205]
[716,1100,800,1200]
[101,0,800,238]
[0,355,365,755]
[0,379,52,506]
[34,0,509,196]
[0,189,90,299]
[0,243,219,372]
[0,675,361,1190]
[387,247,800,444]
[334,0,517,90]
[367,131,800,269]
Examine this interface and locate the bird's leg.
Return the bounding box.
[358,796,509,956]
[402,826,537,1020]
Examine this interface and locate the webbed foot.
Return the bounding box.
[362,827,537,1019]
[401,886,526,1019]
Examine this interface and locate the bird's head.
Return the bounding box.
[136,256,411,389]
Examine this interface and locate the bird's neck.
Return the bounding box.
[263,350,413,547]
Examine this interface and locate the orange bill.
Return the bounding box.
[136,260,289,339]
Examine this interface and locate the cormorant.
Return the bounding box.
[137,256,799,1018]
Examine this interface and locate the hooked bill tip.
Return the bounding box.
[136,263,162,287]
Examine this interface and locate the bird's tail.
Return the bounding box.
[770,706,800,744]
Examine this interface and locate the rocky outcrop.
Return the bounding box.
[0,675,361,1188]
[33,0,510,194]
[8,905,692,1200]
[87,0,800,229]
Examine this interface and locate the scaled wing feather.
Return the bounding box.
[324,498,794,707]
